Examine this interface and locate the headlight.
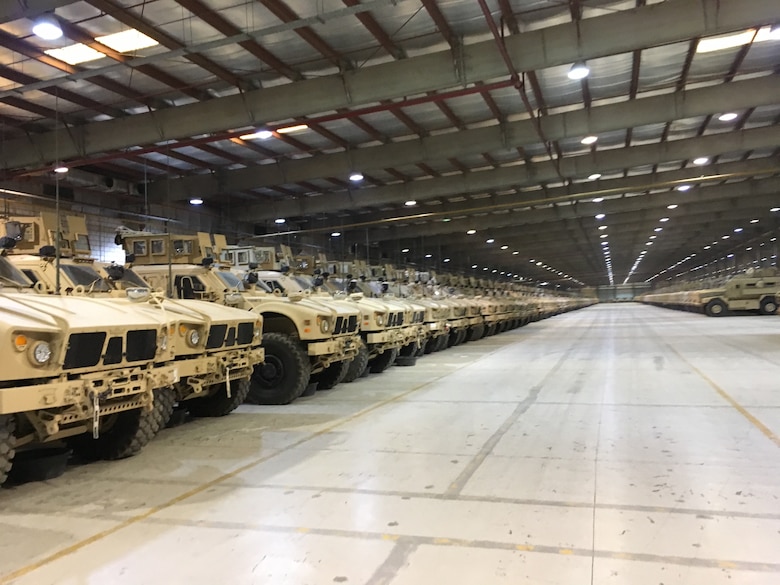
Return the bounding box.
[30,341,52,365]
[375,312,386,326]
[187,328,201,347]
[318,316,331,334]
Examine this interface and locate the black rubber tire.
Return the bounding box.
[0,415,15,485]
[246,332,311,405]
[704,298,727,317]
[313,360,350,390]
[69,386,173,461]
[342,338,370,383]
[187,377,250,417]
[369,347,399,373]
[759,296,778,315]
[423,335,438,354]
[466,324,484,342]
[398,341,419,357]
[414,341,427,357]
[447,329,461,348]
[395,355,417,367]
[435,333,449,352]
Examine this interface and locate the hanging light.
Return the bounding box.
[274,218,286,224]
[349,172,364,182]
[567,61,590,80]
[53,164,68,174]
[189,198,203,205]
[32,14,63,40]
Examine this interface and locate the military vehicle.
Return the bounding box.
[0,251,181,484]
[1,214,265,426]
[117,230,359,404]
[638,268,780,316]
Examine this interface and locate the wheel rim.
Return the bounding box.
[256,355,284,386]
[711,304,723,314]
[766,303,777,313]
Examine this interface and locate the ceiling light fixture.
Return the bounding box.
[588,173,602,180]
[696,26,779,54]
[349,172,364,182]
[425,254,432,258]
[595,213,606,220]
[472,264,478,269]
[239,130,273,140]
[96,29,158,52]
[676,184,692,192]
[750,219,759,223]
[404,200,417,206]
[331,231,341,237]
[401,248,410,253]
[512,251,519,255]
[274,218,286,224]
[567,61,590,80]
[659,217,670,222]
[189,198,203,205]
[718,112,739,122]
[598,225,608,230]
[693,157,710,166]
[500,245,508,250]
[486,238,495,244]
[466,229,476,235]
[53,165,68,174]
[581,135,598,145]
[45,44,104,65]
[667,204,678,209]
[592,197,604,203]
[443,258,451,262]
[32,14,63,40]
[276,124,309,134]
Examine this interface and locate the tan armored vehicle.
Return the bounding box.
[2,214,264,425]
[118,230,358,404]
[639,268,780,316]
[0,251,180,484]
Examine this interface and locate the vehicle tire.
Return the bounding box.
[70,386,173,461]
[0,415,15,485]
[369,347,399,373]
[395,353,417,366]
[466,324,484,342]
[759,296,778,315]
[398,341,419,357]
[246,332,311,405]
[342,339,370,383]
[435,333,449,351]
[423,336,438,354]
[704,298,728,317]
[313,360,350,390]
[457,329,468,344]
[187,377,251,417]
[414,341,427,357]
[447,329,462,348]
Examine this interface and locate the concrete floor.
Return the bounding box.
[1,303,780,585]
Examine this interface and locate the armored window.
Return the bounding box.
[215,270,245,291]
[151,239,165,255]
[60,264,111,292]
[237,251,248,264]
[73,234,90,255]
[133,240,148,256]
[173,240,192,255]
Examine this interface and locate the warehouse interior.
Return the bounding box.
[0,0,779,583]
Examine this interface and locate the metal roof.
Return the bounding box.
[0,0,778,287]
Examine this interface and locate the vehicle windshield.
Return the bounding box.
[293,275,314,290]
[215,270,246,291]
[116,269,149,288]
[61,264,111,292]
[0,256,31,287]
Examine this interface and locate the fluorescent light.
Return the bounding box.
[466,229,476,235]
[592,197,604,203]
[472,264,478,268]
[734,228,743,233]
[32,14,62,40]
[693,157,709,165]
[595,213,605,220]
[696,26,779,54]
[512,251,519,255]
[568,61,590,80]
[274,218,286,224]
[240,130,273,140]
[486,238,495,244]
[659,217,670,222]
[500,245,508,250]
[771,207,780,212]
[404,200,417,206]
[443,258,451,262]
[401,248,410,253]
[600,234,608,239]
[189,198,203,205]
[654,227,663,232]
[588,173,602,180]
[667,204,678,209]
[676,184,692,192]
[45,43,104,65]
[649,235,657,239]
[424,254,432,258]
[96,29,158,52]
[276,124,309,134]
[750,219,759,223]
[349,172,364,182]
[718,112,739,122]
[581,136,598,145]
[598,225,608,230]
[53,165,68,174]
[331,231,341,237]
